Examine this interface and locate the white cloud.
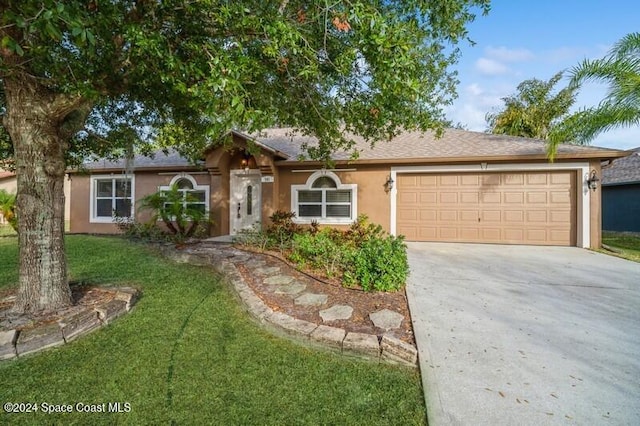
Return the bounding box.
[448,83,507,130]
[466,83,483,96]
[475,58,509,75]
[485,46,534,62]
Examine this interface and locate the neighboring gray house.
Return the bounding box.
[601,147,640,232]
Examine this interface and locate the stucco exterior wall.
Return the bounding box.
[589,159,602,249]
[69,170,213,234]
[67,154,606,249]
[275,165,392,232]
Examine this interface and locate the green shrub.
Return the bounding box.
[266,210,299,253]
[345,234,409,292]
[114,216,170,242]
[344,214,385,246]
[238,212,409,292]
[289,228,353,278]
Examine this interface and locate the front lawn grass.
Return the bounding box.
[602,232,640,263]
[0,224,16,237]
[0,236,426,425]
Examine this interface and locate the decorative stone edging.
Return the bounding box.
[0,287,140,361]
[163,245,418,368]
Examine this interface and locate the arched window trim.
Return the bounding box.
[159,173,210,215]
[291,171,357,224]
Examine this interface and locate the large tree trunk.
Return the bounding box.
[3,76,89,314]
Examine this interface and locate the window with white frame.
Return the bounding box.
[90,175,134,222]
[159,174,209,215]
[291,171,357,224]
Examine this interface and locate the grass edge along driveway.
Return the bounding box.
[0,235,426,425]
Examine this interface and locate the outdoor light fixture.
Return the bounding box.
[240,152,251,172]
[385,175,395,192]
[586,170,600,191]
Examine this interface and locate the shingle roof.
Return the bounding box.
[602,147,640,185]
[82,149,200,171]
[251,127,625,163]
[79,128,628,171]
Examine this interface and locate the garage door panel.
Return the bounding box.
[551,191,570,203]
[527,192,547,203]
[482,192,501,203]
[419,175,437,186]
[550,230,571,242]
[504,229,525,241]
[483,210,502,222]
[398,209,418,221]
[460,210,479,222]
[440,175,459,186]
[526,229,547,241]
[526,211,547,222]
[550,210,571,223]
[461,175,480,185]
[460,192,480,203]
[460,228,480,239]
[439,227,458,239]
[481,228,502,240]
[440,192,458,203]
[527,173,548,185]
[482,174,500,185]
[504,173,524,185]
[551,173,571,185]
[420,192,437,204]
[440,210,457,221]
[397,171,576,246]
[504,210,525,223]
[504,192,524,204]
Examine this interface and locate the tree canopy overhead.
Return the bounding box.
[1,0,491,162]
[0,0,490,313]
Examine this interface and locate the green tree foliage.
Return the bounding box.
[549,32,640,153]
[485,71,579,141]
[0,0,490,312]
[0,189,16,232]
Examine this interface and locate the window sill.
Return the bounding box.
[90,217,131,224]
[293,218,355,225]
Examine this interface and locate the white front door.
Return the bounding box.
[230,171,261,234]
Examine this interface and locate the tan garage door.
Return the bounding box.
[396,171,576,246]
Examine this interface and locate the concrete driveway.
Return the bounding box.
[406,243,640,425]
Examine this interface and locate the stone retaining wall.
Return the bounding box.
[0,287,139,361]
[163,245,418,368]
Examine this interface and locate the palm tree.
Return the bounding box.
[550,32,640,152]
[486,71,578,141]
[138,184,208,241]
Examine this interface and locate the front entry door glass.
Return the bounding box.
[231,172,261,234]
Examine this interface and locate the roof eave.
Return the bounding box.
[67,164,205,174]
[231,130,290,160]
[274,151,628,167]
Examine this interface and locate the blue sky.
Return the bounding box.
[445,0,639,150]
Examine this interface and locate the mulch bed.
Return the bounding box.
[234,247,415,345]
